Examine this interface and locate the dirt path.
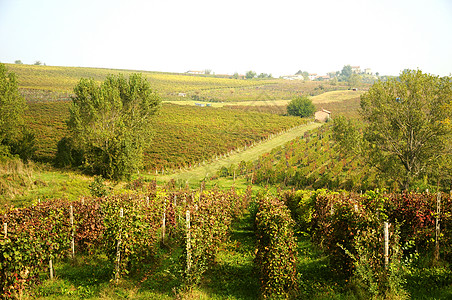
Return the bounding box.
[158,122,321,185]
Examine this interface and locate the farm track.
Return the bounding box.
[158,122,322,184]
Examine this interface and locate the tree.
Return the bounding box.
[287,95,316,118]
[14,60,23,64]
[296,70,309,80]
[34,61,42,66]
[340,65,352,81]
[332,116,362,156]
[67,73,161,180]
[348,73,362,87]
[246,70,256,79]
[360,69,452,189]
[257,73,272,79]
[0,63,26,157]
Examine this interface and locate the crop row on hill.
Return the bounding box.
[7,64,274,101]
[8,64,353,103]
[219,124,382,191]
[24,101,305,170]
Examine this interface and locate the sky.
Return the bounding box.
[0,0,451,77]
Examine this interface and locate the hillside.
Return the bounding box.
[6,63,349,102]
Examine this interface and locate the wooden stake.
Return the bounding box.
[384,222,389,268]
[162,198,166,244]
[435,192,441,262]
[3,222,7,239]
[70,205,75,259]
[49,259,54,279]
[186,210,191,272]
[115,208,123,283]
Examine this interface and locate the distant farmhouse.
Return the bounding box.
[282,73,330,81]
[315,109,331,122]
[186,70,205,75]
[281,75,304,80]
[351,66,361,74]
[308,73,317,81]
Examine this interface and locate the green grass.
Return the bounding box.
[0,162,92,207]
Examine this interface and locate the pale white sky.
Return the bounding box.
[0,0,451,77]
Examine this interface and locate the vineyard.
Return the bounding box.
[24,101,306,170]
[2,62,451,299]
[218,124,385,191]
[1,182,451,299]
[6,64,350,103]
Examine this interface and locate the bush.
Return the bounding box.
[287,95,315,118]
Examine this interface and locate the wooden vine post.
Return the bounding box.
[49,259,54,280]
[115,208,124,283]
[434,192,441,262]
[186,209,191,274]
[161,197,167,244]
[384,221,389,268]
[70,205,75,259]
[3,222,6,239]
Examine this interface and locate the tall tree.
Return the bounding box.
[246,70,256,79]
[340,65,352,80]
[0,63,26,157]
[67,73,161,180]
[360,69,452,189]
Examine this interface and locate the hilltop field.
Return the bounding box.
[6,63,352,102]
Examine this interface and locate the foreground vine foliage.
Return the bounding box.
[0,182,251,298]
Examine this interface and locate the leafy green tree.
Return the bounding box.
[340,65,352,81]
[55,136,83,168]
[246,70,256,79]
[295,70,309,80]
[14,60,23,64]
[360,69,452,189]
[257,73,272,79]
[8,127,37,162]
[348,73,362,87]
[332,116,362,156]
[67,73,161,180]
[0,63,26,157]
[287,95,316,118]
